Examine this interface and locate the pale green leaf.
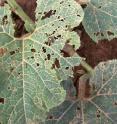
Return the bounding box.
[83,0,117,42]
[0,0,84,123]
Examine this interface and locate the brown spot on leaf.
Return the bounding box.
[0,48,7,56]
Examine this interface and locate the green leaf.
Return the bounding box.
[83,0,117,42]
[41,60,117,124]
[40,79,79,124]
[0,0,84,123]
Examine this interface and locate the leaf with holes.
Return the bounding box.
[83,0,117,42]
[40,60,117,124]
[0,0,84,123]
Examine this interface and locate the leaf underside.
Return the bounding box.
[41,60,117,124]
[0,0,84,123]
[83,0,117,42]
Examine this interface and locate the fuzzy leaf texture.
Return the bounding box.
[0,0,84,124]
[83,0,117,42]
[40,60,117,124]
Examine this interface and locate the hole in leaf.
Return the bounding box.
[41,10,56,20]
[107,31,114,36]
[77,14,81,17]
[31,56,34,59]
[60,1,64,4]
[57,35,61,38]
[96,114,100,118]
[18,72,21,75]
[10,67,14,72]
[96,110,101,118]
[94,32,100,36]
[47,115,54,120]
[7,87,10,90]
[101,33,104,36]
[65,67,69,70]
[47,54,51,60]
[58,16,60,19]
[42,47,46,53]
[2,15,8,25]
[0,98,4,104]
[10,51,15,55]
[31,48,36,52]
[98,6,102,8]
[36,63,39,67]
[77,107,80,110]
[60,19,64,22]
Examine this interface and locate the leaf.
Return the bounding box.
[83,0,117,42]
[41,60,117,124]
[40,79,79,124]
[0,0,84,123]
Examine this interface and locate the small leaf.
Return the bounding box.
[83,0,117,42]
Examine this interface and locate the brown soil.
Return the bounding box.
[76,25,117,68]
[0,0,117,103]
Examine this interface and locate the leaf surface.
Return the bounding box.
[83,0,117,42]
[0,0,84,123]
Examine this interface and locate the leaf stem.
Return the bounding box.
[7,0,36,32]
[80,60,93,74]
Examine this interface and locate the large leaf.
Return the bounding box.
[0,0,84,123]
[41,60,117,124]
[83,0,117,42]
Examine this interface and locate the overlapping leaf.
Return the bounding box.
[0,0,84,123]
[41,60,117,124]
[83,0,117,42]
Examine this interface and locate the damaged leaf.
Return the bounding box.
[0,0,84,123]
[83,0,117,42]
